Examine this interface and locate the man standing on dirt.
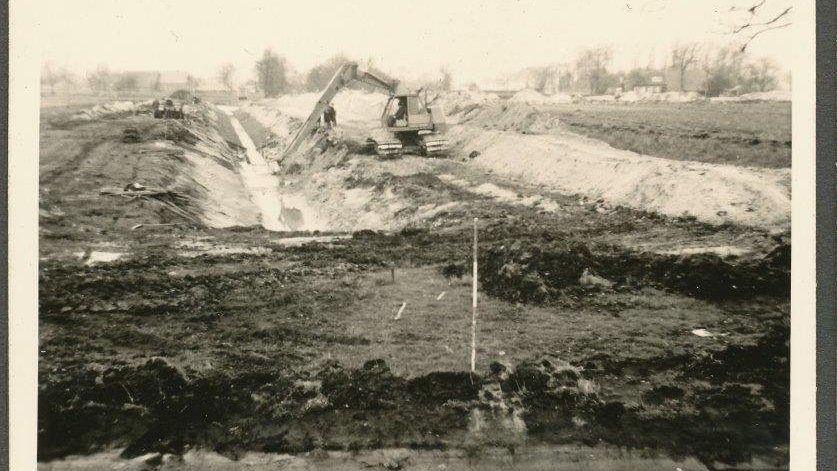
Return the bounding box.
[323,102,336,129]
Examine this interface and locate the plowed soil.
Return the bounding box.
[38,95,790,470]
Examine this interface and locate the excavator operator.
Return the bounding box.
[387,97,408,127]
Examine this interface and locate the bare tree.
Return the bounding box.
[217,64,236,92]
[41,63,73,95]
[186,74,202,95]
[529,66,557,93]
[438,67,453,92]
[744,57,779,92]
[728,0,792,51]
[624,68,651,91]
[701,47,747,97]
[303,54,350,92]
[256,49,289,97]
[575,47,612,95]
[671,43,700,91]
[114,73,139,92]
[86,66,112,94]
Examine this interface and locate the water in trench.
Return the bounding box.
[221,107,324,232]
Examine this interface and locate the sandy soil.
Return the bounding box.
[242,92,790,229]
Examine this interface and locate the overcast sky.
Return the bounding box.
[36,0,794,85]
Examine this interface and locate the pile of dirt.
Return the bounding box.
[38,357,479,459]
[446,108,791,229]
[157,105,262,228]
[582,95,617,103]
[38,102,260,233]
[508,89,574,105]
[478,238,789,303]
[553,319,789,468]
[544,93,574,104]
[739,90,791,101]
[39,352,623,462]
[508,88,546,103]
[70,101,140,121]
[710,92,791,103]
[438,90,501,115]
[618,91,703,103]
[449,101,564,134]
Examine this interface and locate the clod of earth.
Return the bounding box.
[38,96,791,469]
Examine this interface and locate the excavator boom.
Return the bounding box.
[281,63,398,159]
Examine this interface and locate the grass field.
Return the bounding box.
[543,102,792,168]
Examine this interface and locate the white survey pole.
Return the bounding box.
[471,217,478,373]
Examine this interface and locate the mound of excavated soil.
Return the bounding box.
[619,91,703,103]
[738,90,792,102]
[40,335,788,469]
[438,90,501,114]
[164,106,262,228]
[39,102,260,232]
[71,101,140,121]
[244,93,791,230]
[232,102,468,232]
[509,88,546,103]
[478,238,789,303]
[709,92,791,103]
[447,103,790,229]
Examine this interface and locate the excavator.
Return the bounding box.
[281,62,448,159]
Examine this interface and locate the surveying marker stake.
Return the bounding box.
[471,217,478,373]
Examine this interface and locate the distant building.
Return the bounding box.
[633,83,666,94]
[633,75,667,94]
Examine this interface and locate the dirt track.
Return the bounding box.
[38,95,790,470]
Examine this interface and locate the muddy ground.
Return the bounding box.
[38,96,790,470]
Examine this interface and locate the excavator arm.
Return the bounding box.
[281,62,399,159]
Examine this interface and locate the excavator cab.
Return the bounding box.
[384,94,431,128]
[370,92,447,156]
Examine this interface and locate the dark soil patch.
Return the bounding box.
[478,238,789,303]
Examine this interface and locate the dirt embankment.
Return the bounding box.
[39,97,790,469]
[446,101,791,230]
[40,101,260,239]
[40,298,788,470]
[478,234,789,304]
[242,92,791,230]
[233,100,477,232]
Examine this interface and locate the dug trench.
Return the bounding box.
[38,100,789,469]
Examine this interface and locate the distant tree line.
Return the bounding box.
[519,43,783,97]
[517,0,790,97]
[250,50,455,98]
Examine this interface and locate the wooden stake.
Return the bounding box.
[471,217,478,373]
[394,302,406,320]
